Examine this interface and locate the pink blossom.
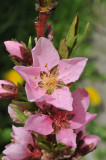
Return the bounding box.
[14,37,87,111]
[4,41,24,60]
[2,126,41,160]
[4,41,33,65]
[25,88,96,147]
[0,80,17,99]
[78,135,100,156]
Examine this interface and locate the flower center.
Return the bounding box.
[48,109,72,132]
[38,65,65,95]
[53,110,70,129]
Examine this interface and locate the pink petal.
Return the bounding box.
[86,112,97,124]
[3,143,29,160]
[25,114,54,135]
[4,41,23,59]
[68,88,90,129]
[32,37,60,72]
[56,128,76,148]
[11,126,34,146]
[2,156,13,160]
[72,88,89,112]
[8,105,22,124]
[58,58,88,84]
[46,87,73,111]
[69,111,86,129]
[14,66,41,86]
[25,84,46,102]
[80,135,100,151]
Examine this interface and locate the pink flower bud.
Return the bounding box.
[0,80,17,99]
[4,41,24,60]
[79,135,100,155]
[4,41,33,65]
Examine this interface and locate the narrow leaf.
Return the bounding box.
[10,105,27,123]
[66,14,79,48]
[38,135,54,152]
[56,143,67,151]
[12,100,36,112]
[28,36,32,50]
[71,22,89,55]
[10,57,22,66]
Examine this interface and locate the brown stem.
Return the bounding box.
[34,11,50,40]
[34,1,57,40]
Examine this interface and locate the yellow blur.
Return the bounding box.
[86,86,101,107]
[4,69,24,86]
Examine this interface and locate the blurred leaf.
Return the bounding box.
[87,121,106,141]
[12,100,36,112]
[56,143,66,151]
[95,149,106,160]
[0,128,12,144]
[10,105,27,123]
[28,36,32,50]
[38,135,54,152]
[10,57,22,66]
[0,154,3,159]
[17,83,27,101]
[38,134,47,142]
[38,141,53,152]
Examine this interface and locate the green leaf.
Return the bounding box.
[66,14,79,48]
[12,100,36,112]
[28,36,32,50]
[0,128,12,144]
[10,105,27,123]
[71,22,89,55]
[56,143,67,151]
[38,135,54,152]
[10,57,22,66]
[58,39,69,59]
[38,134,47,142]
[17,83,27,101]
[38,141,52,152]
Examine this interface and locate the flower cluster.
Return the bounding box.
[1,37,100,160]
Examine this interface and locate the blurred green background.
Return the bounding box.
[0,0,106,159]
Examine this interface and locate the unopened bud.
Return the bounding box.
[20,46,33,66]
[4,40,33,66]
[78,135,100,156]
[0,80,17,100]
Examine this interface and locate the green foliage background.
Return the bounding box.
[0,0,106,159]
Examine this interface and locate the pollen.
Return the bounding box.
[38,67,66,95]
[45,63,48,67]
